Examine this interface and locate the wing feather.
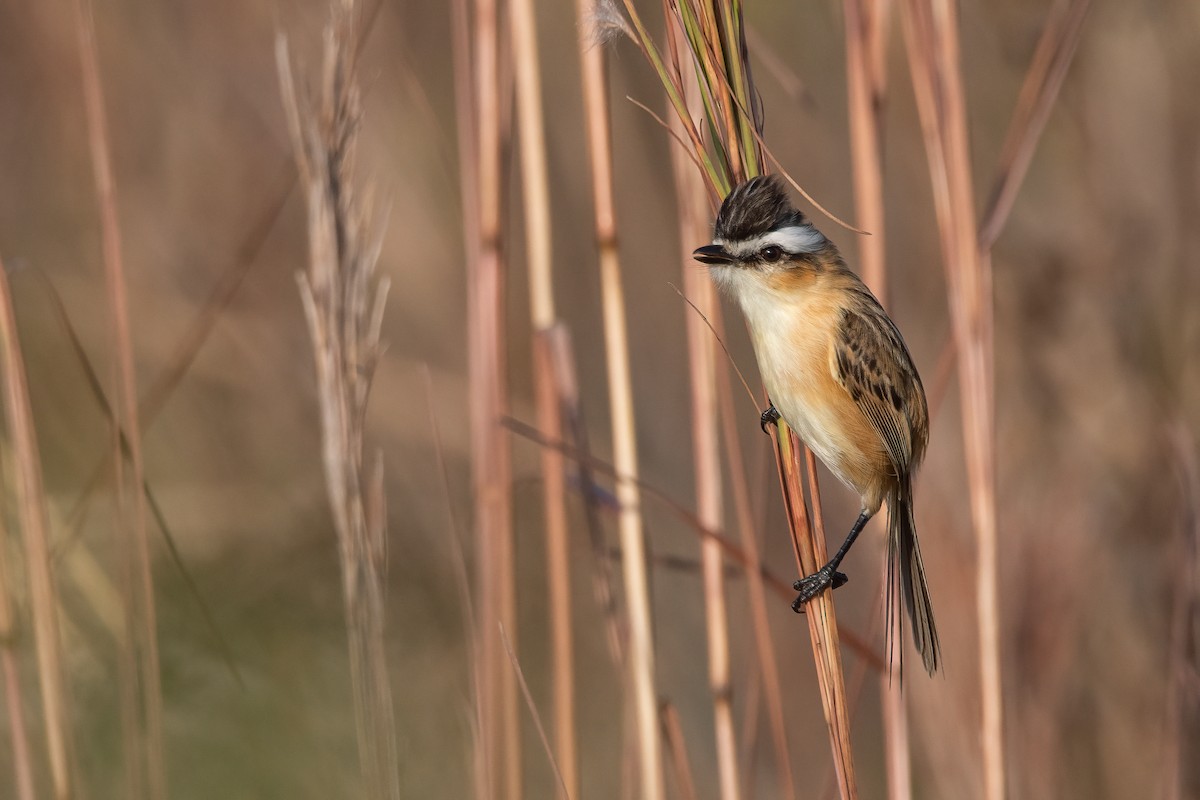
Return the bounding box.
[829,300,927,473]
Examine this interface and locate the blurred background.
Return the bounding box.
[0,0,1197,797]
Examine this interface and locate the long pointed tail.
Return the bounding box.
[887,480,940,675]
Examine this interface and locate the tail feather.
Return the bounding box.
[887,481,940,676]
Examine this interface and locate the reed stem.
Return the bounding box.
[671,79,741,800]
[576,3,664,798]
[901,2,1002,797]
[511,0,577,792]
[74,1,164,796]
[0,256,75,800]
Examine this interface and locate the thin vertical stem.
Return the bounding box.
[0,440,36,800]
[0,256,75,800]
[512,0,554,330]
[773,429,859,800]
[901,2,1003,798]
[469,0,517,794]
[844,0,891,301]
[576,2,663,796]
[671,75,741,800]
[448,0,491,794]
[511,0,576,792]
[843,0,912,795]
[535,330,576,798]
[715,353,797,799]
[73,2,164,798]
[661,701,700,800]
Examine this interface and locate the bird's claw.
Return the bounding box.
[790,568,848,613]
[760,405,780,434]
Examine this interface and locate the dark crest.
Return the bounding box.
[713,175,806,241]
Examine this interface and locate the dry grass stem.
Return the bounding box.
[456,0,519,793]
[902,1,1089,796]
[534,330,577,800]
[661,701,700,800]
[0,435,35,800]
[57,165,292,545]
[448,0,489,793]
[276,4,400,797]
[772,421,860,798]
[512,0,576,791]
[978,0,1091,251]
[0,256,75,799]
[715,354,798,798]
[670,60,741,800]
[901,1,1001,797]
[500,625,571,799]
[421,363,491,800]
[798,445,859,800]
[73,1,165,796]
[576,1,664,797]
[616,0,863,790]
[23,270,241,687]
[844,0,893,298]
[545,327,629,669]
[841,0,914,794]
[500,416,887,670]
[1164,424,1199,800]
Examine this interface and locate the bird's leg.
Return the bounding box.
[791,510,872,612]
[760,404,780,434]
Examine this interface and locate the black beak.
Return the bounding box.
[692,244,735,265]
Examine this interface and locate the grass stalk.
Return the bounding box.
[661,701,700,800]
[0,255,75,799]
[1164,423,1198,800]
[447,0,490,790]
[0,507,34,800]
[457,0,518,793]
[501,625,570,799]
[784,439,859,800]
[670,73,742,800]
[276,4,400,796]
[533,331,577,799]
[770,414,860,797]
[422,363,492,800]
[843,0,892,308]
[619,0,861,793]
[544,326,629,670]
[576,3,664,798]
[502,416,885,668]
[900,2,1087,796]
[978,0,1091,252]
[900,2,1001,797]
[511,0,576,793]
[715,347,797,798]
[842,0,913,795]
[73,1,164,797]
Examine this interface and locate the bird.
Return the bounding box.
[693,174,940,675]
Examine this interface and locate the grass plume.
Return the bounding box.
[277,3,400,796]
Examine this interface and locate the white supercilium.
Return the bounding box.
[715,224,826,260]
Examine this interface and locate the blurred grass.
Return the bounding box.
[0,0,1198,797]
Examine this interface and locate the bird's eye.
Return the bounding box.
[761,245,784,262]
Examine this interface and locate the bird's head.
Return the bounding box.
[692,175,831,280]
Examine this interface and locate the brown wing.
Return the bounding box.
[830,298,929,474]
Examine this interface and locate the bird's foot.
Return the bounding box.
[790,567,849,612]
[760,405,780,434]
